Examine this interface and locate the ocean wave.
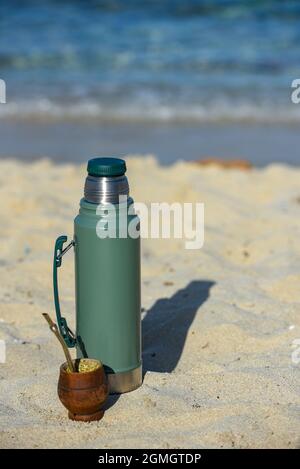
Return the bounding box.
[0,98,300,124]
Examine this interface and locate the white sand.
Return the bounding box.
[0,156,299,448]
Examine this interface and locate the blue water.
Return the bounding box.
[1,0,300,123]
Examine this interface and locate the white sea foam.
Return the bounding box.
[0,98,300,124]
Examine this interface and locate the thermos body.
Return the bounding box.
[74,199,142,393]
[53,158,142,394]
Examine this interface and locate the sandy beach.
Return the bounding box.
[0,156,299,449]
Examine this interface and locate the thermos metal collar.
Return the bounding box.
[84,175,129,204]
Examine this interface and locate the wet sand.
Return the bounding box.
[0,121,299,166]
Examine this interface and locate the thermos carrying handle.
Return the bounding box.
[53,235,76,348]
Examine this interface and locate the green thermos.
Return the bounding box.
[53,157,142,393]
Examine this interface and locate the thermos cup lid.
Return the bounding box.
[87,157,127,177]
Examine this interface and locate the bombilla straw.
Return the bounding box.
[42,313,76,373]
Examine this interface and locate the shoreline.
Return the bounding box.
[0,121,299,167]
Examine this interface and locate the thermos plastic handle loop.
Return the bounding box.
[53,235,76,348]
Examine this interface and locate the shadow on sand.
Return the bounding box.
[142,280,215,375]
